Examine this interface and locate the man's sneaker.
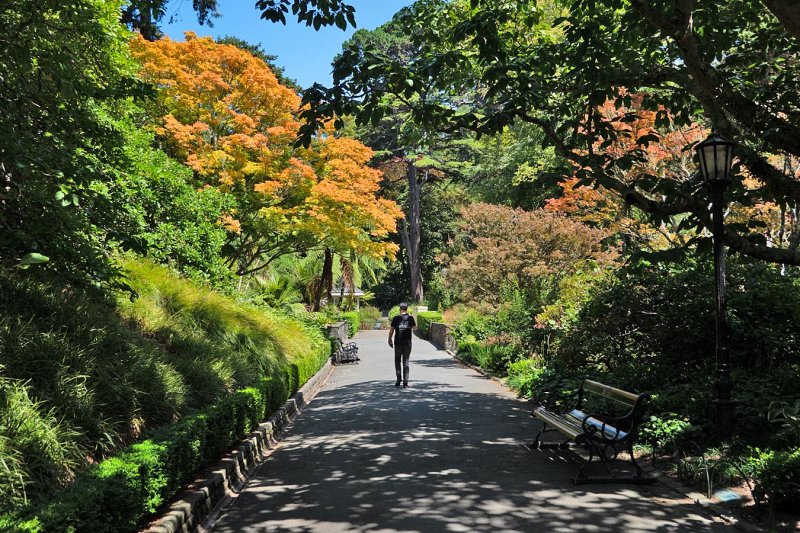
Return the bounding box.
[403,382,408,388]
[395,379,401,387]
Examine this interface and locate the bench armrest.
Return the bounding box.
[578,412,630,442]
[535,388,579,414]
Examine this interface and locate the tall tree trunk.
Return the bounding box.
[406,163,425,303]
[314,247,334,311]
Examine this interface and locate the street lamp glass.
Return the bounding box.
[696,134,735,183]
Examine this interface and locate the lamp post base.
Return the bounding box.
[713,398,736,442]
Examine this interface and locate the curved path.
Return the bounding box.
[209,331,732,532]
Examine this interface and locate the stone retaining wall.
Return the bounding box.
[327,321,349,343]
[429,322,456,352]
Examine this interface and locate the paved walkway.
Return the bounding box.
[209,331,732,532]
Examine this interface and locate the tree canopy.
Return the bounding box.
[131,33,401,276]
[0,0,139,281]
[299,0,800,266]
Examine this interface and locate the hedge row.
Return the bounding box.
[0,350,328,533]
[416,311,443,338]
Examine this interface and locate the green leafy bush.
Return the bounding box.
[754,448,800,509]
[456,339,520,375]
[2,371,321,532]
[638,415,696,451]
[478,343,521,374]
[506,358,550,398]
[456,338,482,366]
[768,400,800,445]
[0,259,330,516]
[339,311,359,337]
[452,311,492,342]
[416,311,443,338]
[358,306,381,329]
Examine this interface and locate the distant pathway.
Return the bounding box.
[209,331,731,532]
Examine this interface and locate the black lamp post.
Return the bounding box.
[695,133,736,441]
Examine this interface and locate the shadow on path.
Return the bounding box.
[211,332,730,533]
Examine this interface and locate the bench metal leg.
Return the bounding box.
[531,422,547,448]
[572,440,655,485]
[531,423,572,450]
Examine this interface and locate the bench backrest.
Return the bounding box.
[582,379,641,406]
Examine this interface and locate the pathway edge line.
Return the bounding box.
[141,358,336,533]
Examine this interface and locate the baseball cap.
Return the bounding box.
[399,302,408,310]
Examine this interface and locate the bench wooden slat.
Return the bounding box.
[532,408,582,439]
[583,379,640,405]
[534,408,628,441]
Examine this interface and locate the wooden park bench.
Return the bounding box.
[332,338,359,364]
[531,379,653,484]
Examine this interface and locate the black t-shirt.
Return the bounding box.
[391,313,416,346]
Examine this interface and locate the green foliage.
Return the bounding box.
[358,306,381,329]
[112,125,234,287]
[754,448,800,509]
[0,376,83,511]
[768,400,800,446]
[468,121,565,210]
[551,261,800,391]
[455,338,481,366]
[416,311,443,338]
[0,258,329,515]
[302,0,800,271]
[452,312,492,343]
[638,415,696,451]
[6,377,299,533]
[248,274,303,310]
[506,359,551,398]
[456,339,522,375]
[339,311,359,337]
[0,0,138,282]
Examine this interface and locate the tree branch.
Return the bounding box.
[761,0,800,40]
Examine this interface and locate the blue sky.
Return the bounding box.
[164,0,413,89]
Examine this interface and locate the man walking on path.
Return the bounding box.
[388,302,416,387]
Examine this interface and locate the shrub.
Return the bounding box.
[506,358,550,398]
[477,343,521,374]
[0,258,330,518]
[456,338,482,366]
[3,374,310,532]
[638,415,696,451]
[452,311,492,342]
[416,311,443,338]
[358,306,381,330]
[339,311,359,337]
[754,448,800,509]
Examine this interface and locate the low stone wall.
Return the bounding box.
[327,321,349,343]
[429,322,456,352]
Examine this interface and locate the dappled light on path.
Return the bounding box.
[211,331,730,533]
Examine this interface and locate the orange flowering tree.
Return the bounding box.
[130,33,400,276]
[545,93,708,253]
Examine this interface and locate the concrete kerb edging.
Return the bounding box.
[142,359,336,533]
[444,348,762,532]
